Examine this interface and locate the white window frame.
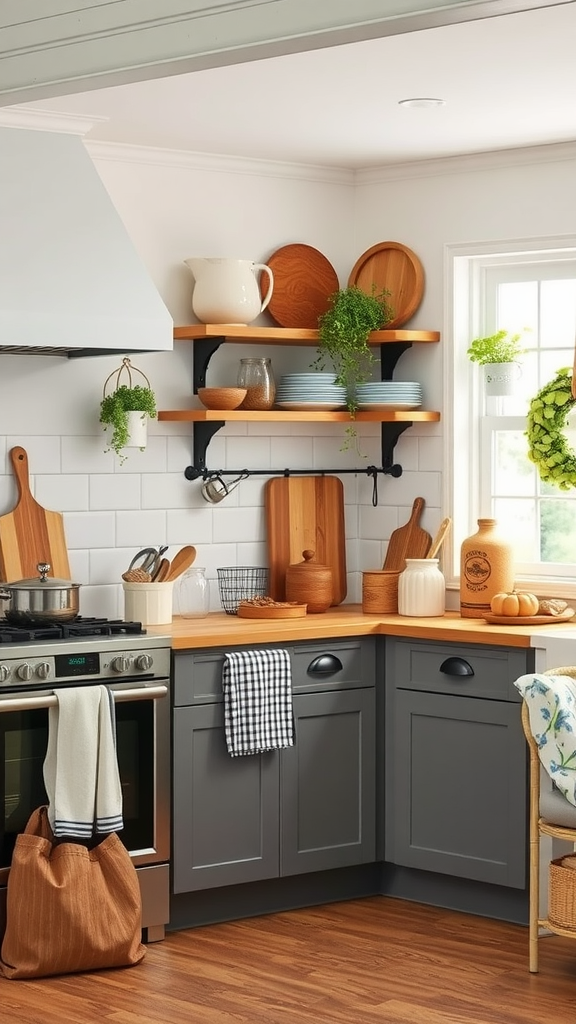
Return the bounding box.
[444,234,576,598]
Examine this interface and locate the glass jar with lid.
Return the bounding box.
[237,357,276,410]
[175,567,210,618]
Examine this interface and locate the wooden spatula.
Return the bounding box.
[383,497,431,571]
[166,545,196,582]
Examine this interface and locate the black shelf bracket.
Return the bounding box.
[380,341,412,380]
[193,336,225,391]
[185,422,225,479]
[381,422,411,474]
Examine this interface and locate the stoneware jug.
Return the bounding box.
[184,258,274,325]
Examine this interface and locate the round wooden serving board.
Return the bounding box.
[237,601,308,619]
[483,608,575,625]
[348,241,424,328]
[262,244,339,329]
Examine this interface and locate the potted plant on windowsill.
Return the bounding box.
[467,329,528,395]
[100,358,157,461]
[313,285,394,450]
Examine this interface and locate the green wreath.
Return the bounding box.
[526,368,576,490]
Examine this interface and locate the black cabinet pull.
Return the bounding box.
[439,656,474,677]
[307,654,343,676]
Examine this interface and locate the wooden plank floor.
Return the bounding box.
[2,896,576,1023]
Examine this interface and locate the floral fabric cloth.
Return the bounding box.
[514,672,576,806]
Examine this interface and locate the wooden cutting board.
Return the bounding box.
[383,497,431,571]
[265,476,347,604]
[261,244,339,329]
[0,446,71,582]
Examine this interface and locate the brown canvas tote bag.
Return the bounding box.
[0,806,145,979]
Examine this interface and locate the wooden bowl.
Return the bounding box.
[197,387,247,410]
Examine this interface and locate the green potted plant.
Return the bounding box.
[100,358,157,460]
[314,285,394,414]
[467,329,528,396]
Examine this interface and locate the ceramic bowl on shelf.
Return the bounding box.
[197,387,247,410]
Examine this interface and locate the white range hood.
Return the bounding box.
[0,125,173,356]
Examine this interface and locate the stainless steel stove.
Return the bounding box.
[0,617,172,942]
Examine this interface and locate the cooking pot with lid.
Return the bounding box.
[0,562,80,625]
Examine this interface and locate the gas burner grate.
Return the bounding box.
[0,617,146,643]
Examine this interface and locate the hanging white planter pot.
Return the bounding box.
[125,410,148,449]
[484,362,522,396]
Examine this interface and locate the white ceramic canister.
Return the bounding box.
[175,568,210,618]
[397,558,445,617]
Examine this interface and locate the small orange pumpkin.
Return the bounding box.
[490,591,539,617]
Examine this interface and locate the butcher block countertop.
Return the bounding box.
[147,606,576,650]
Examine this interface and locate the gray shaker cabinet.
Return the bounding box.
[384,638,533,888]
[173,639,376,894]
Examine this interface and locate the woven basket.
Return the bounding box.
[362,570,400,614]
[548,854,576,931]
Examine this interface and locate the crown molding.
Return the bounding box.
[85,139,354,185]
[0,106,108,136]
[355,141,576,183]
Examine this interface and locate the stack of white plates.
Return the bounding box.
[275,373,347,411]
[355,381,423,410]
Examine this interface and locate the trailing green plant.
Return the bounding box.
[100,384,157,459]
[467,329,528,365]
[314,285,394,415]
[526,368,576,491]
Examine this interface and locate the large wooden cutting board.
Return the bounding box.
[265,476,347,604]
[0,446,71,582]
[383,497,431,571]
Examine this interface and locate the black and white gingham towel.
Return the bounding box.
[222,649,294,757]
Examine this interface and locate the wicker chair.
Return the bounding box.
[521,666,576,972]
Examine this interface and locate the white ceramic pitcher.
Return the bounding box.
[184,258,274,325]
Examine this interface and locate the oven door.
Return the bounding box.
[0,680,170,886]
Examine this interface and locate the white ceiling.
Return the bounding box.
[15,3,576,170]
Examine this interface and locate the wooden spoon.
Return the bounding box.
[152,557,171,582]
[426,517,452,560]
[166,545,197,582]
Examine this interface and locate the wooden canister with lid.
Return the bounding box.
[285,550,333,614]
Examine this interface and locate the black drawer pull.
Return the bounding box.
[439,656,474,678]
[307,654,343,676]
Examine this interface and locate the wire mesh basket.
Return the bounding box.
[217,567,269,615]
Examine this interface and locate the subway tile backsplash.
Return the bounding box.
[0,422,442,618]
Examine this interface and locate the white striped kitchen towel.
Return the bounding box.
[43,684,124,838]
[222,649,294,757]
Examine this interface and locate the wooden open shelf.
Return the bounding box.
[173,324,440,344]
[158,409,440,423]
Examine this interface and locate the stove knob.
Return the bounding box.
[135,654,153,672]
[0,665,9,683]
[35,662,51,680]
[111,655,131,674]
[17,663,33,681]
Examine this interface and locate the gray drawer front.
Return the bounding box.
[174,637,375,706]
[291,638,375,692]
[388,639,532,702]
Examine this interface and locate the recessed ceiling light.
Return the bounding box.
[398,97,446,108]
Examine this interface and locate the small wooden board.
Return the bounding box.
[0,446,71,582]
[483,608,575,625]
[237,602,307,619]
[383,497,431,571]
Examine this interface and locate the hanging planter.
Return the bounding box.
[100,357,157,461]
